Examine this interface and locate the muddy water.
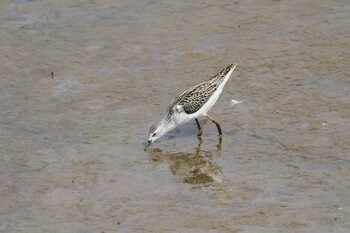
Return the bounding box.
[1,0,349,232]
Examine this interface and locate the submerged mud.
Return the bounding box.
[1,0,349,232]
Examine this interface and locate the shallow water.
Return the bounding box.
[1,0,349,232]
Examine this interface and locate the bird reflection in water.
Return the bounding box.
[147,138,223,185]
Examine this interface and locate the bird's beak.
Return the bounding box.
[144,140,152,151]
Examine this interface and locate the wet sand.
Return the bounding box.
[1,0,349,232]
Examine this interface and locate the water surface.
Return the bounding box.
[1,0,349,232]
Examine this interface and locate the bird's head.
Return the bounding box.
[144,124,160,150]
[144,118,175,151]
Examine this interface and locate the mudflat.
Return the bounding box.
[1,0,349,232]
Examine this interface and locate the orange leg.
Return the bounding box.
[206,115,222,135]
[195,118,202,137]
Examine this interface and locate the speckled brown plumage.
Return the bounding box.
[167,64,234,115]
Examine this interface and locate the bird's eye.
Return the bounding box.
[152,132,157,137]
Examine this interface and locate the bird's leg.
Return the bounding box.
[197,137,203,151]
[217,135,222,150]
[195,118,202,137]
[206,115,222,135]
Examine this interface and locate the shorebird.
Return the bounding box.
[144,63,237,151]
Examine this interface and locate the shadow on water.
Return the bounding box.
[147,138,224,186]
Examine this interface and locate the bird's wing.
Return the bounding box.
[165,64,236,116]
[175,82,217,114]
[165,90,188,116]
